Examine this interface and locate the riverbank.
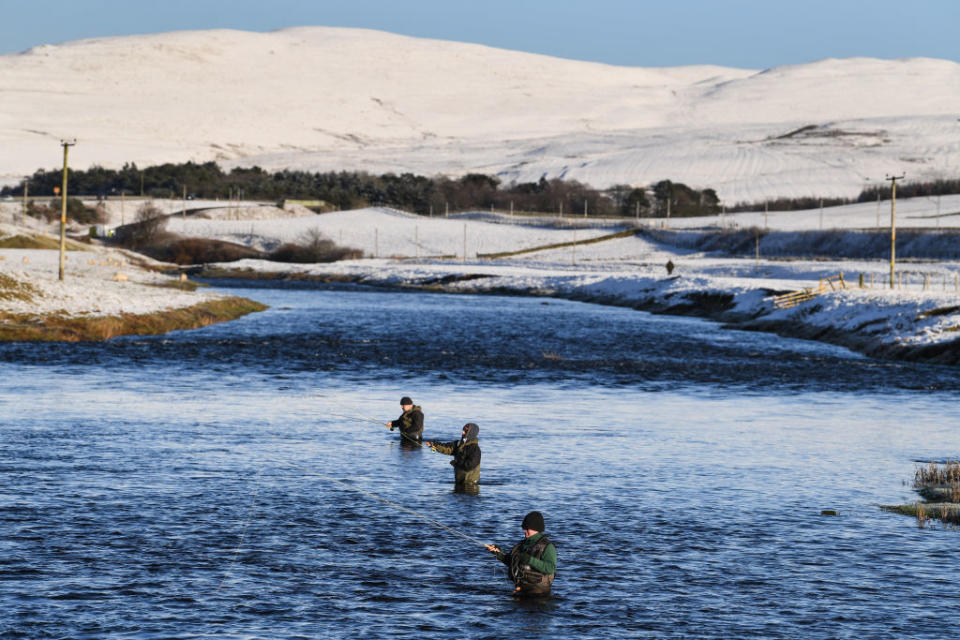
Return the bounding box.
[0,239,266,341]
[5,203,960,359]
[198,253,960,366]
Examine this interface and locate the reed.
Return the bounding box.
[914,461,960,487]
[916,503,927,529]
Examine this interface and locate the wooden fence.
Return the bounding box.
[772,273,846,309]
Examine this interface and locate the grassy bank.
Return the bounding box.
[0,296,267,341]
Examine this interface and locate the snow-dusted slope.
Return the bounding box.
[2,26,958,203]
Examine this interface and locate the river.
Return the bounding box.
[2,283,959,639]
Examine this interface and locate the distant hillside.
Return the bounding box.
[1,26,958,203]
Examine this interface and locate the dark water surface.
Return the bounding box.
[3,284,960,639]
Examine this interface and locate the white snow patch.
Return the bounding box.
[0,27,957,203]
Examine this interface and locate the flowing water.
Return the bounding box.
[2,283,960,639]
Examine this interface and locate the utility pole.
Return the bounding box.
[22,177,28,219]
[886,174,905,289]
[58,139,76,281]
[755,229,760,272]
[182,184,187,220]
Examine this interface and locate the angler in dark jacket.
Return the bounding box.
[485,511,557,597]
[385,396,423,445]
[425,422,481,488]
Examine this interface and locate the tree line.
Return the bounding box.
[728,178,960,212]
[7,161,951,218]
[1,162,725,218]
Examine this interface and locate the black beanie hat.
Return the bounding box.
[521,511,545,532]
[400,396,413,405]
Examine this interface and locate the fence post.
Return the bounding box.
[859,273,864,288]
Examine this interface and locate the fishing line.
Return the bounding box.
[215,465,263,593]
[263,454,487,549]
[321,395,384,425]
[326,410,385,427]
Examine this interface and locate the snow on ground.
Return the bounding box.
[652,194,960,231]
[0,232,220,317]
[165,207,620,256]
[1,27,958,203]
[3,198,960,359]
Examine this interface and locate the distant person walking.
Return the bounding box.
[385,396,423,445]
[485,511,557,597]
[425,422,481,489]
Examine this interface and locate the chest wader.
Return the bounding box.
[398,407,423,441]
[453,440,480,486]
[509,535,555,596]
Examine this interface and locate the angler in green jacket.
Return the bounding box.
[485,511,557,596]
[425,422,481,488]
[385,396,423,445]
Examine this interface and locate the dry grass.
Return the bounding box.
[913,460,960,503]
[917,503,928,529]
[915,460,960,485]
[0,273,38,302]
[146,279,203,292]
[881,502,960,527]
[0,234,87,251]
[882,461,960,528]
[0,297,267,341]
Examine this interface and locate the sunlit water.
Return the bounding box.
[2,283,960,639]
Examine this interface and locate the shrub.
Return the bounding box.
[114,202,167,249]
[269,229,363,263]
[150,238,264,264]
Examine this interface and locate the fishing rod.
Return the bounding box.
[320,395,384,425]
[264,455,487,549]
[327,410,383,427]
[326,410,426,448]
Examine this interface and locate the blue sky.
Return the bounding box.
[1,0,958,68]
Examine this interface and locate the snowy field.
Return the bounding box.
[0,27,958,204]
[0,241,221,317]
[2,194,960,360]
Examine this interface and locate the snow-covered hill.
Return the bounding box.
[2,26,958,203]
